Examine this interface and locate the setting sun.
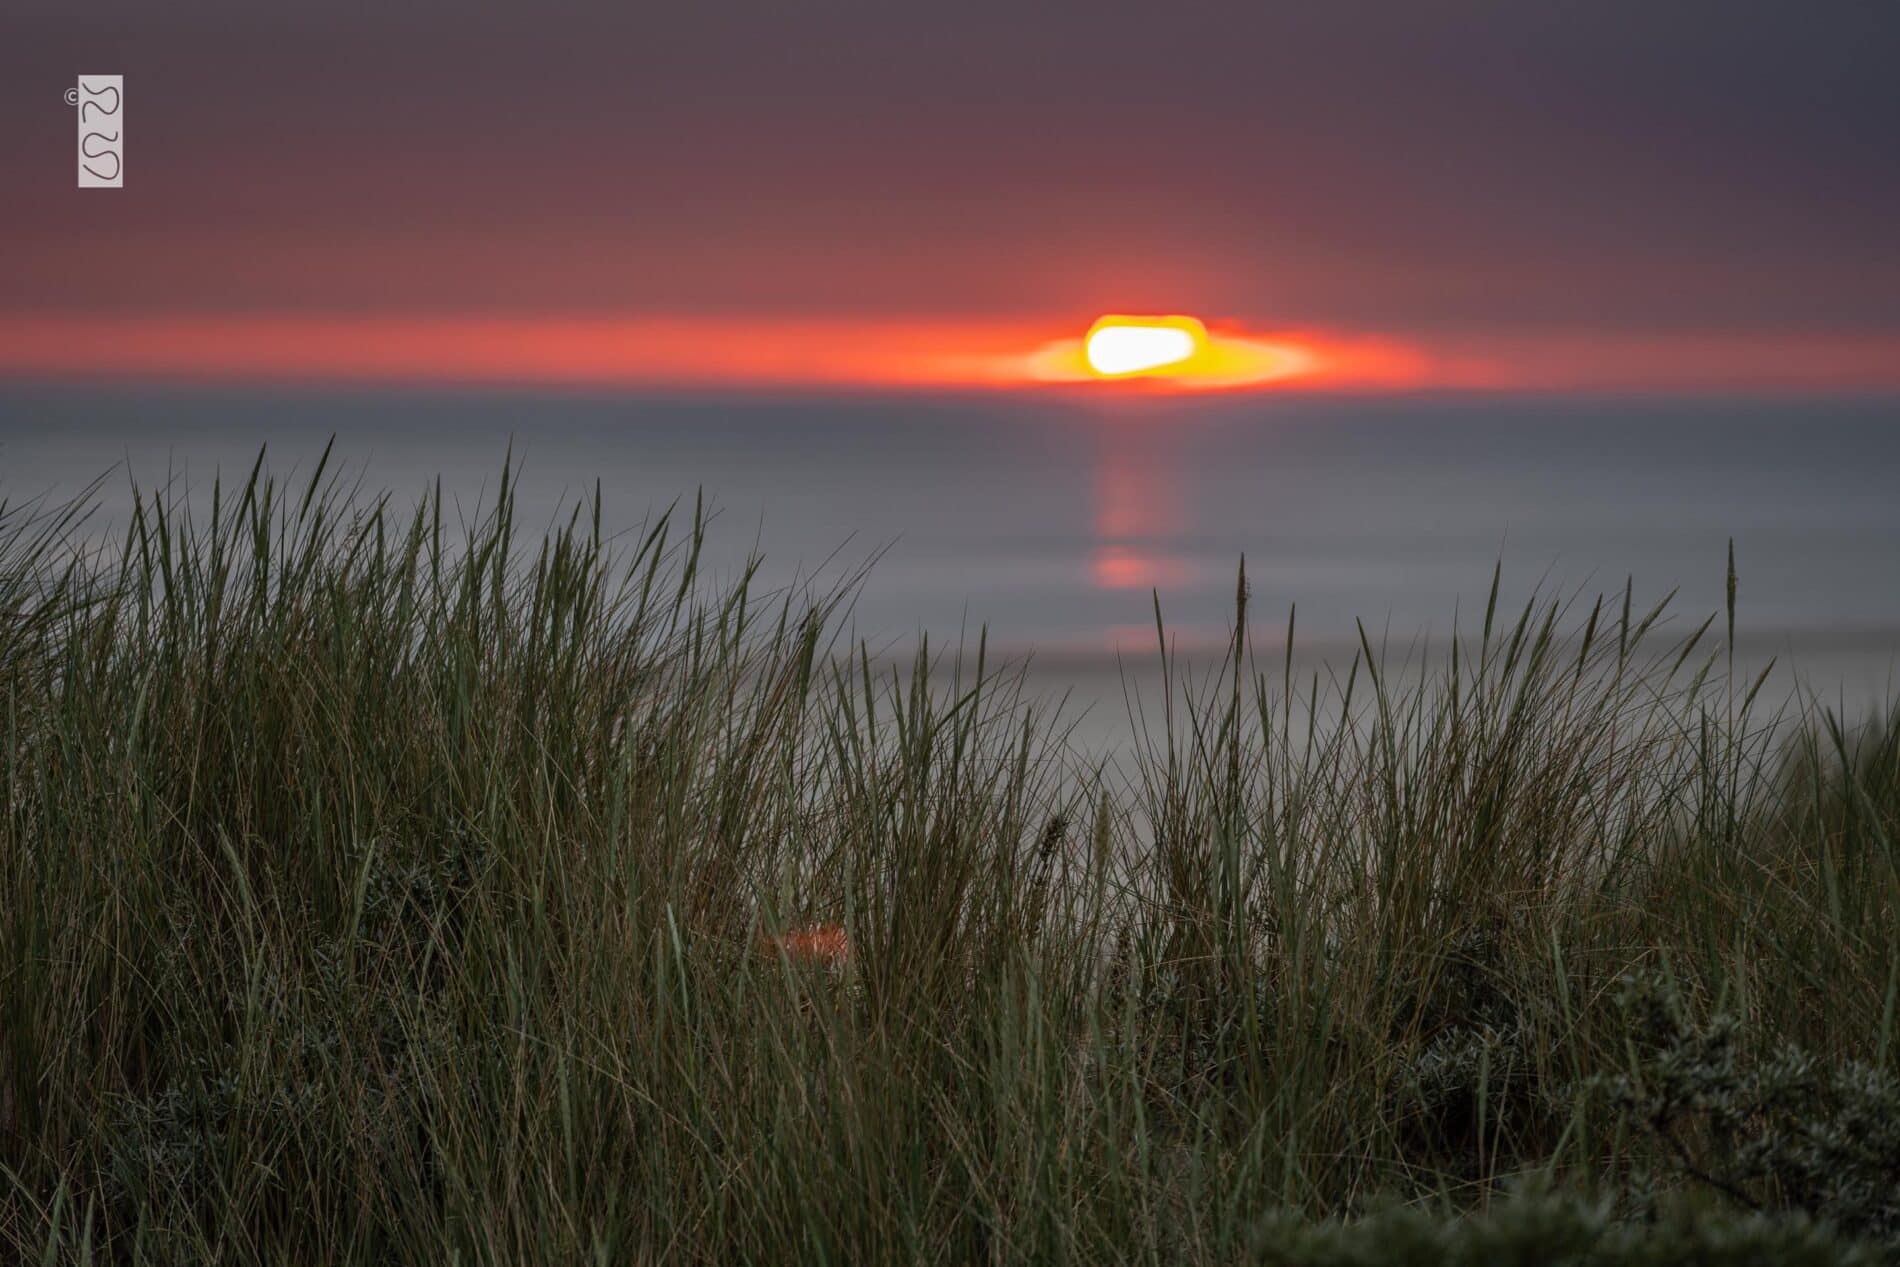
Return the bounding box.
[1022,314,1347,389]
[1084,316,1208,376]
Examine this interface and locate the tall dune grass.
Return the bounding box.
[2,456,1896,1263]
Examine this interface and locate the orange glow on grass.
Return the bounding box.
[760,923,850,968]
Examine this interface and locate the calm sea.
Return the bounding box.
[3,383,1896,746]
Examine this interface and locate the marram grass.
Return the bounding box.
[1,456,1896,1264]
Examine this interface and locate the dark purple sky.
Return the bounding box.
[5,0,1897,345]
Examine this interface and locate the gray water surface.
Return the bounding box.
[4,383,1896,745]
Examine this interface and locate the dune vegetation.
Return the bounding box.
[2,455,1896,1264]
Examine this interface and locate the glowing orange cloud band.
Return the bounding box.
[0,315,1427,393]
[0,316,1894,393]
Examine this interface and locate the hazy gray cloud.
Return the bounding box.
[5,0,1896,332]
